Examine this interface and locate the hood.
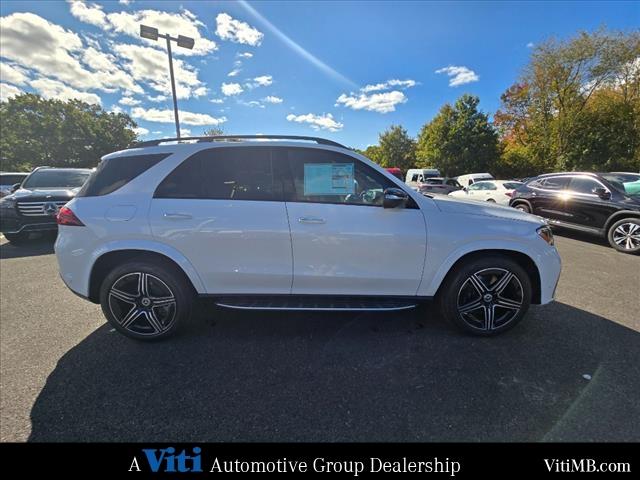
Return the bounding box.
[9,187,80,201]
[432,195,546,226]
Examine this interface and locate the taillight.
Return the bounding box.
[56,206,84,226]
[505,190,514,198]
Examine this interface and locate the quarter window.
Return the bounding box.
[541,177,570,191]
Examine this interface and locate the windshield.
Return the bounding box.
[23,170,91,189]
[601,173,640,196]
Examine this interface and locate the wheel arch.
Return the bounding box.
[603,211,640,233]
[88,247,203,303]
[434,249,542,304]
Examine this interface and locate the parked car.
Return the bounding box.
[608,172,640,196]
[449,180,523,205]
[0,172,28,198]
[455,173,495,189]
[416,177,463,195]
[385,167,403,180]
[509,172,640,254]
[55,135,560,341]
[405,168,441,190]
[0,167,92,244]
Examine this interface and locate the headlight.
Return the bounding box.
[537,226,554,246]
[0,197,16,209]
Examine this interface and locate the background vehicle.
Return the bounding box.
[0,167,91,244]
[608,172,640,195]
[385,167,403,180]
[449,180,523,205]
[417,177,463,195]
[405,168,441,190]
[455,173,495,189]
[0,172,28,198]
[55,135,560,341]
[509,172,640,254]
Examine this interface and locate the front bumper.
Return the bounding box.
[0,214,58,234]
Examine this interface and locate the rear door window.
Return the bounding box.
[541,177,570,191]
[78,154,169,197]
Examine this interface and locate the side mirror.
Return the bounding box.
[463,187,468,192]
[383,187,408,209]
[593,187,610,200]
[11,183,21,193]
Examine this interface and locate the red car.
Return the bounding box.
[385,167,403,180]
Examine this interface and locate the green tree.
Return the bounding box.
[377,124,416,170]
[416,94,498,176]
[0,94,137,171]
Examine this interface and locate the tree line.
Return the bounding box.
[357,29,640,178]
[1,29,638,175]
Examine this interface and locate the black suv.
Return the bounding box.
[0,167,91,245]
[509,172,640,254]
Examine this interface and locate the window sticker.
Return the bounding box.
[304,163,354,195]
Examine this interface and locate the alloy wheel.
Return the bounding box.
[456,268,524,331]
[108,272,177,336]
[612,222,640,251]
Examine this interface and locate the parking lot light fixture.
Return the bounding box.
[138,24,195,139]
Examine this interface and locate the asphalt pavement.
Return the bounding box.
[1,231,639,442]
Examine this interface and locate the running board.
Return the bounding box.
[214,296,419,312]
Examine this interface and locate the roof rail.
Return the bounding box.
[132,135,348,149]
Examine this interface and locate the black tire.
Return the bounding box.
[99,260,193,341]
[513,202,530,213]
[437,255,532,336]
[607,218,640,254]
[3,232,29,245]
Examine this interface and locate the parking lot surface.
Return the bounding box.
[1,231,639,442]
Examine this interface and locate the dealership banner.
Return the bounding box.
[0,443,634,476]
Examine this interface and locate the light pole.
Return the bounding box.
[140,25,195,139]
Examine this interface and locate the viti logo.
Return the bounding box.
[129,446,203,473]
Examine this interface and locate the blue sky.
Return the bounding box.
[1,1,638,149]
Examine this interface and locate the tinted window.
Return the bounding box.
[23,170,91,189]
[569,177,602,195]
[541,177,570,190]
[287,148,396,207]
[0,174,27,185]
[78,154,168,197]
[468,183,482,191]
[503,182,523,190]
[154,147,285,201]
[482,182,497,190]
[446,179,461,188]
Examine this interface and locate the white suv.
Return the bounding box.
[55,135,561,340]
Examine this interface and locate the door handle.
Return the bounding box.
[163,212,193,220]
[298,216,326,224]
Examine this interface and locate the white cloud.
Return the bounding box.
[221,82,243,96]
[180,128,191,137]
[527,42,534,48]
[263,95,283,104]
[147,94,167,102]
[0,63,29,86]
[109,105,123,114]
[70,2,217,56]
[29,77,101,104]
[241,100,264,108]
[227,68,242,77]
[253,75,272,86]
[133,126,149,136]
[131,107,227,126]
[0,83,23,102]
[361,79,416,92]
[119,0,132,5]
[435,66,479,87]
[119,96,140,106]
[215,13,263,46]
[237,52,253,59]
[0,12,142,95]
[286,113,343,132]
[335,91,407,114]
[68,1,107,28]
[113,43,205,99]
[209,98,224,104]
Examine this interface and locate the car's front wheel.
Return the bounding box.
[99,260,193,340]
[438,255,532,336]
[607,218,640,254]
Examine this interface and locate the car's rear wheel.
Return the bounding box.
[607,218,640,254]
[438,255,532,336]
[3,232,29,245]
[513,202,530,213]
[99,260,193,340]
